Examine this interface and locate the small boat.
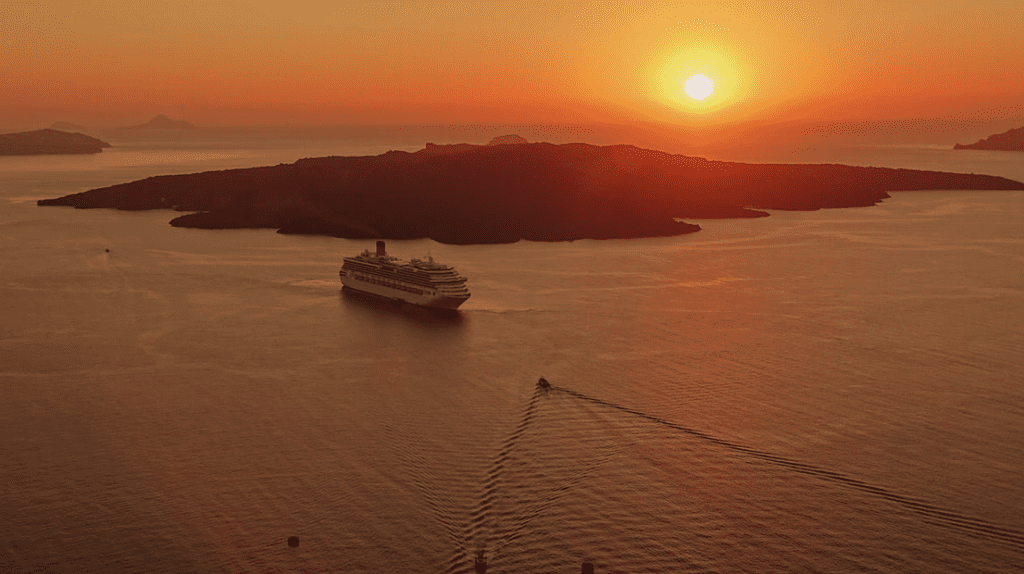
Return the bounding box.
[474,550,487,574]
[537,377,550,389]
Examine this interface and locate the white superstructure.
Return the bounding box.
[340,241,471,309]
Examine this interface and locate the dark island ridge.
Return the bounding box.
[954,126,1024,151]
[1,129,111,156]
[38,139,1024,244]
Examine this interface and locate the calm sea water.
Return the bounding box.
[2,133,1023,573]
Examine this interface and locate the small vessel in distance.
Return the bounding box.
[340,241,471,310]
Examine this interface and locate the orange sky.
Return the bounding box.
[2,1,1023,130]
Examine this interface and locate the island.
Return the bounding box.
[1,129,110,156]
[119,114,197,130]
[954,126,1024,151]
[50,121,89,132]
[37,139,1024,244]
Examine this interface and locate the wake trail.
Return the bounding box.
[444,386,545,574]
[551,385,1024,550]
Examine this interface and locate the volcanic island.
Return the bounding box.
[1,129,110,156]
[954,126,1024,151]
[38,138,1024,244]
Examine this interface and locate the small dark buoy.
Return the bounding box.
[287,536,299,547]
[474,550,487,574]
[537,377,550,389]
[582,562,594,574]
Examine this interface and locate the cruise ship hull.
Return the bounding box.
[340,277,469,310]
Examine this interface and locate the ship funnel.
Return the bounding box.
[376,241,386,257]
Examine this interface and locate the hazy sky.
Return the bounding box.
[3,0,1023,128]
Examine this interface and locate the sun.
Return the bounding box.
[684,74,714,100]
[653,45,745,115]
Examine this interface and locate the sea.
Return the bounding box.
[2,129,1023,573]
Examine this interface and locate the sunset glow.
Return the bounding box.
[1,1,1022,141]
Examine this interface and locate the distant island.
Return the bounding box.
[954,126,1024,150]
[50,121,89,132]
[1,129,110,156]
[119,114,197,130]
[38,138,1024,244]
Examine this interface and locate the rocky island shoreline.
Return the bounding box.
[38,139,1024,244]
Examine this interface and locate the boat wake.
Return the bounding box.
[441,386,544,574]
[445,382,619,574]
[433,379,1024,574]
[547,384,1024,550]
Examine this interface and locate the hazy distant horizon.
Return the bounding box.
[4,1,1023,156]
[4,115,1022,159]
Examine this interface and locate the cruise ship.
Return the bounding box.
[340,241,471,309]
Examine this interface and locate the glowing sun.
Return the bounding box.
[683,74,714,100]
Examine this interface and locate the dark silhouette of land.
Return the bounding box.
[119,114,197,130]
[37,139,1024,244]
[1,129,110,156]
[486,134,529,146]
[954,126,1024,150]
